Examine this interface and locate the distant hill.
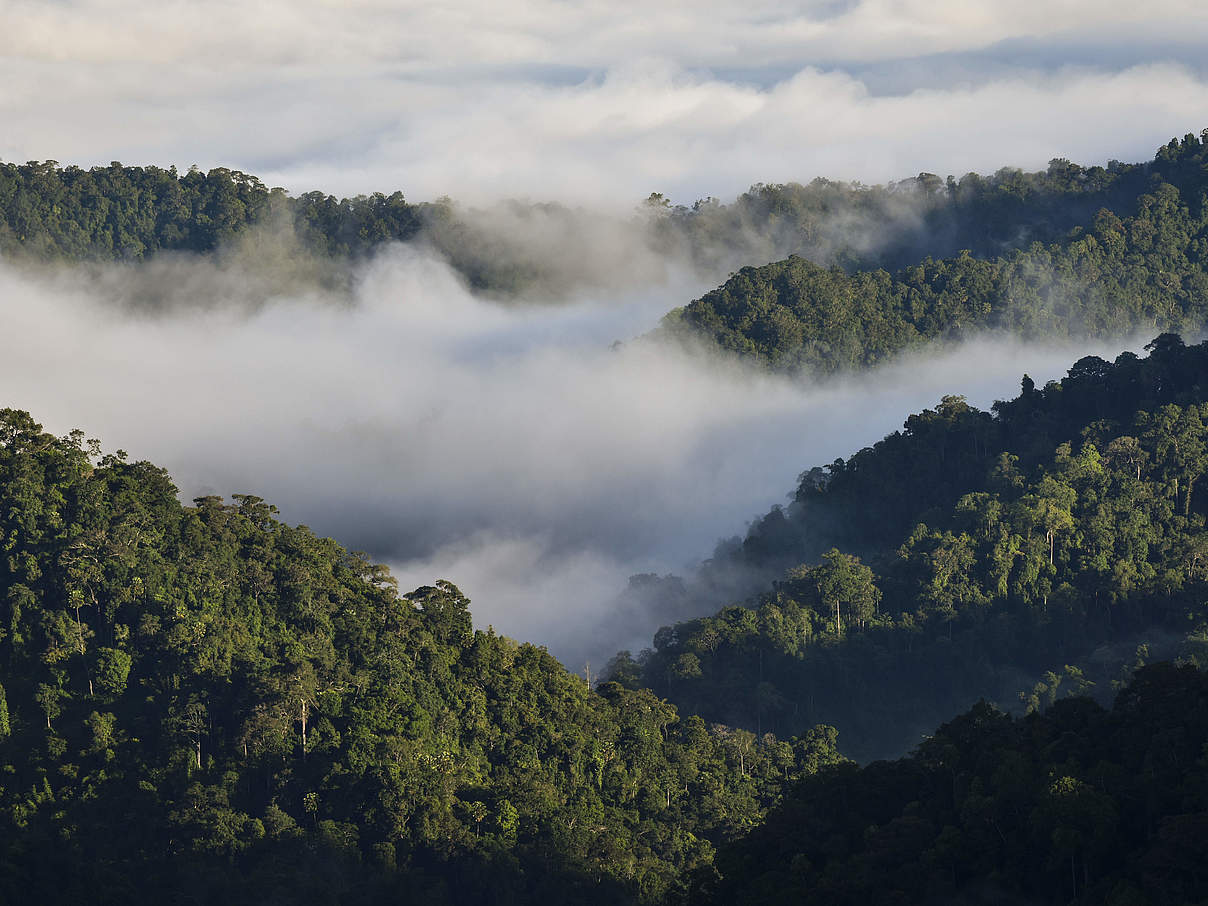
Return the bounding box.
[0,408,838,905]
[662,131,1208,374]
[4,132,1202,305]
[614,334,1208,762]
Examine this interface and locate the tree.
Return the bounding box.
[813,549,881,636]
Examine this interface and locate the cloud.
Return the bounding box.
[6,1,1208,68]
[3,2,1208,204]
[0,242,1147,667]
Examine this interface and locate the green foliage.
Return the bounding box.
[1,131,1200,305]
[667,131,1208,374]
[653,152,1154,276]
[784,549,881,637]
[0,161,424,261]
[93,647,131,696]
[0,409,840,905]
[693,664,1208,906]
[621,336,1208,761]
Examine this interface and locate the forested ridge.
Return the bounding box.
[0,162,424,262]
[692,662,1208,905]
[12,137,1208,904]
[0,153,1140,267]
[7,342,1208,901]
[0,409,842,905]
[0,132,1197,301]
[665,131,1208,373]
[614,335,1208,761]
[648,143,1155,276]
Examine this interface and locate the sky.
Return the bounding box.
[3,1,1208,204]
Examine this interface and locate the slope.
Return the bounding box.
[664,131,1208,374]
[0,409,839,906]
[616,335,1208,761]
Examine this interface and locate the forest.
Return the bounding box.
[6,132,1208,904]
[6,338,1208,903]
[0,408,842,904]
[662,132,1208,373]
[691,662,1208,905]
[2,131,1201,303]
[616,334,1208,761]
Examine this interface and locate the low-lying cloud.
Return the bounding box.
[0,241,1147,667]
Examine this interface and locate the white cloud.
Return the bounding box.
[2,1,1208,203]
[5,1,1208,68]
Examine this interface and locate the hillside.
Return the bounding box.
[664,132,1208,373]
[8,340,1208,900]
[12,135,1208,903]
[615,335,1208,761]
[0,409,840,905]
[0,133,1194,303]
[691,662,1208,906]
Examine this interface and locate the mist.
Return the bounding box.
[0,239,1146,668]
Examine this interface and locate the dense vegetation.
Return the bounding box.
[12,135,1208,903]
[0,409,841,905]
[8,340,1208,900]
[665,131,1208,373]
[650,147,1153,276]
[613,335,1208,761]
[1,132,1197,302]
[0,161,424,261]
[692,663,1208,905]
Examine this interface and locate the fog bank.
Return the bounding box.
[0,246,1143,666]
